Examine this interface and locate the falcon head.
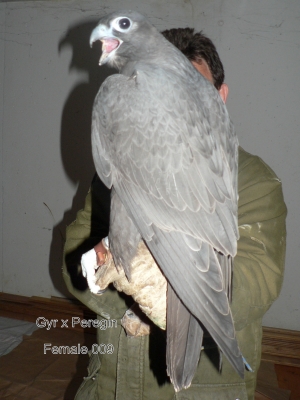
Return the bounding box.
[90,10,162,71]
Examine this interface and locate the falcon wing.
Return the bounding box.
[92,64,243,389]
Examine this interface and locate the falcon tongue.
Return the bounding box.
[102,38,120,53]
[100,38,120,65]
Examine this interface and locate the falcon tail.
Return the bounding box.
[166,284,203,391]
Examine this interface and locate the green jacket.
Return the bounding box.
[62,148,287,400]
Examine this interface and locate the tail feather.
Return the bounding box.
[166,283,203,391]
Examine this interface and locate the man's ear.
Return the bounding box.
[218,83,229,103]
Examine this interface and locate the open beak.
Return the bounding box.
[90,24,122,66]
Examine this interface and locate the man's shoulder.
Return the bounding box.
[238,146,282,190]
[238,147,286,215]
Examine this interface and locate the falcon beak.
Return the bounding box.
[90,24,122,66]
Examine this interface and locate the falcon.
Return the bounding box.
[88,10,245,391]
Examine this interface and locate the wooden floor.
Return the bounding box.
[274,364,300,399]
[255,361,296,400]
[0,325,96,399]
[0,323,299,399]
[0,293,299,399]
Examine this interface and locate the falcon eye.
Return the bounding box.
[112,17,132,32]
[119,18,131,29]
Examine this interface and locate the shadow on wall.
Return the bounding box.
[48,19,113,297]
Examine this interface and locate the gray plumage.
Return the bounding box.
[90,10,244,391]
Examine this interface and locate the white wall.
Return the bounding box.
[0,0,299,330]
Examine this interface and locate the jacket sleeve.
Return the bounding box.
[62,174,130,319]
[231,148,287,330]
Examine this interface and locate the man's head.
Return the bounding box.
[162,27,228,102]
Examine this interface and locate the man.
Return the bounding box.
[63,28,287,400]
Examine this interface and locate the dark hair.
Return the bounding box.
[161,28,224,90]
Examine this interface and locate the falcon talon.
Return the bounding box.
[129,71,138,81]
[102,236,109,249]
[96,288,108,295]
